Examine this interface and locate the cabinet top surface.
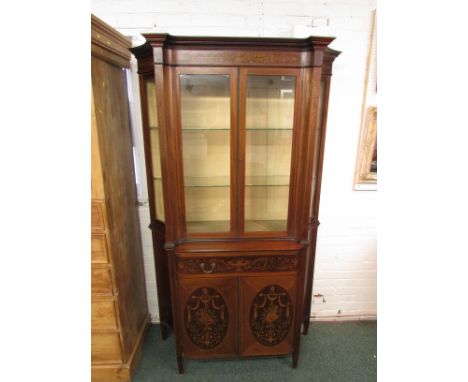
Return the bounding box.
[142,33,334,45]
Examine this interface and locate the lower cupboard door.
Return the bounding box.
[239,275,297,356]
[178,277,237,358]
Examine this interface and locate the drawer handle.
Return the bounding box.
[200,262,216,274]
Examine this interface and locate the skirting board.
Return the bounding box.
[309,313,377,322]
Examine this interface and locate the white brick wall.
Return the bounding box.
[92,0,377,322]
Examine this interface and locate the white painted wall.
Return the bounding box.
[92,0,377,322]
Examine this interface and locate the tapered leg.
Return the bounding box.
[303,224,319,336]
[160,323,169,340]
[302,317,310,335]
[177,354,184,374]
[292,349,299,369]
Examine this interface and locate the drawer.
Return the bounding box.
[91,201,105,231]
[91,234,109,263]
[92,297,118,329]
[91,266,113,295]
[91,332,122,363]
[176,254,298,275]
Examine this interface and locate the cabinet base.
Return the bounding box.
[92,316,150,381]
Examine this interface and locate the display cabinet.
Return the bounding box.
[131,34,340,373]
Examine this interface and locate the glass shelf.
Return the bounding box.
[181,127,292,131]
[184,176,230,187]
[247,128,292,130]
[186,220,230,233]
[244,220,287,232]
[246,175,290,186]
[153,175,290,188]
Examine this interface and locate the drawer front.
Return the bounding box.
[239,275,297,356]
[178,277,237,358]
[92,297,118,329]
[91,266,113,295]
[91,201,105,232]
[91,234,109,263]
[91,332,122,363]
[176,254,298,275]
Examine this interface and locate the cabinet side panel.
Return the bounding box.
[91,56,148,362]
[91,91,105,199]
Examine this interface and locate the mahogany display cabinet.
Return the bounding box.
[130,34,340,373]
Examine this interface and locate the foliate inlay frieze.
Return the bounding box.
[184,287,228,349]
[176,255,298,274]
[250,285,292,347]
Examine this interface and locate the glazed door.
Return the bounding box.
[142,75,165,222]
[239,68,302,234]
[178,277,238,358]
[239,275,297,356]
[176,67,238,236]
[175,67,302,238]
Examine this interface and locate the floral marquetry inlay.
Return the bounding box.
[176,255,298,274]
[184,287,228,349]
[250,285,292,347]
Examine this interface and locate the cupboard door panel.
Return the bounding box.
[91,296,119,329]
[91,266,113,295]
[178,277,237,358]
[91,201,105,232]
[239,275,296,356]
[91,332,122,363]
[91,234,109,263]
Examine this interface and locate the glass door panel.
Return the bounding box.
[180,74,231,233]
[145,77,165,222]
[244,75,296,232]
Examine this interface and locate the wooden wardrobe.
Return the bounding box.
[91,15,149,381]
[131,34,340,373]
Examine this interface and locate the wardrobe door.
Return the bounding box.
[239,275,297,356]
[178,277,238,358]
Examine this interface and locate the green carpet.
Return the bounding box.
[133,321,377,382]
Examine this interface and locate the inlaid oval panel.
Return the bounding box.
[250,285,292,347]
[184,287,228,349]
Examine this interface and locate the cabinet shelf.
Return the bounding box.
[154,175,290,188]
[186,220,230,233]
[244,220,287,232]
[180,127,293,131]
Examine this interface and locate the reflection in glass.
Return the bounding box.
[180,74,231,233]
[145,77,165,222]
[244,75,296,232]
